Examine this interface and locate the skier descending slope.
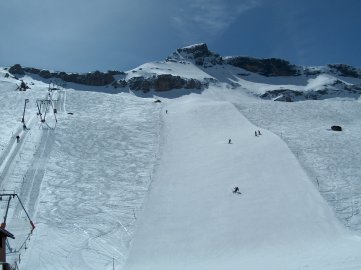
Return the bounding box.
[233,187,241,194]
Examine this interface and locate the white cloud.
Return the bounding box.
[172,0,260,39]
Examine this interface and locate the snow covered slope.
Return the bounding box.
[124,95,361,270]
[1,42,361,270]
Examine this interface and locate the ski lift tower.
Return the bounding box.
[0,227,14,270]
[36,99,57,123]
[21,99,29,123]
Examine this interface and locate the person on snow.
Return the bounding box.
[20,80,26,90]
[16,135,20,143]
[258,130,261,136]
[255,131,258,137]
[228,139,232,144]
[233,187,240,194]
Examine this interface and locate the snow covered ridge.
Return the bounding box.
[173,43,361,78]
[6,43,361,99]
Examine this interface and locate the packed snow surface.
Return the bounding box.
[124,95,361,270]
[1,58,361,270]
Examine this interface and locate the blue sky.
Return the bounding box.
[1,0,360,72]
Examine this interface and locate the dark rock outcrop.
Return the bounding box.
[128,76,152,91]
[260,81,361,102]
[177,43,213,59]
[331,125,342,131]
[111,80,127,88]
[9,64,25,75]
[225,57,299,77]
[128,74,204,92]
[17,67,116,86]
[170,43,222,68]
[328,64,360,78]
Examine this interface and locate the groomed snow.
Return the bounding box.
[124,95,361,270]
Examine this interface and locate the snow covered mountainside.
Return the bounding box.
[1,43,361,269]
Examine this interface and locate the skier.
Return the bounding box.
[16,135,20,143]
[233,187,240,194]
[228,139,232,144]
[255,131,258,137]
[166,110,168,114]
[258,130,261,136]
[23,123,30,130]
[19,80,28,91]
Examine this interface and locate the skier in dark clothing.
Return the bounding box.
[258,130,261,136]
[255,131,258,137]
[16,135,20,143]
[228,139,232,144]
[233,187,240,194]
[19,80,28,91]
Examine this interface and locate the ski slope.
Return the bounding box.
[21,89,162,269]
[1,57,361,270]
[124,95,361,270]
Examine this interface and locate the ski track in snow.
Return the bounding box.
[21,90,162,270]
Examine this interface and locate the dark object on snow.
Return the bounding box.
[67,112,74,115]
[53,109,57,114]
[228,139,232,144]
[16,135,20,143]
[17,80,30,91]
[233,187,241,194]
[255,131,258,137]
[331,125,342,131]
[258,130,261,135]
[166,110,168,114]
[154,99,162,103]
[23,124,29,130]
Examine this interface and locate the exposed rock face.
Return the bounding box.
[225,57,299,77]
[171,43,222,67]
[171,44,302,75]
[111,80,127,88]
[128,74,204,92]
[11,67,116,86]
[260,82,361,102]
[177,43,213,59]
[128,77,152,91]
[9,64,25,75]
[328,64,360,78]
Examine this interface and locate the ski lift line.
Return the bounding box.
[16,228,32,253]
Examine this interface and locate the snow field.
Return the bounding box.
[2,60,361,270]
[22,90,162,270]
[235,99,361,231]
[124,95,361,270]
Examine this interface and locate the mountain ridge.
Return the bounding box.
[5,43,361,101]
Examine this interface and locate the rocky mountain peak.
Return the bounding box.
[167,43,222,67]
